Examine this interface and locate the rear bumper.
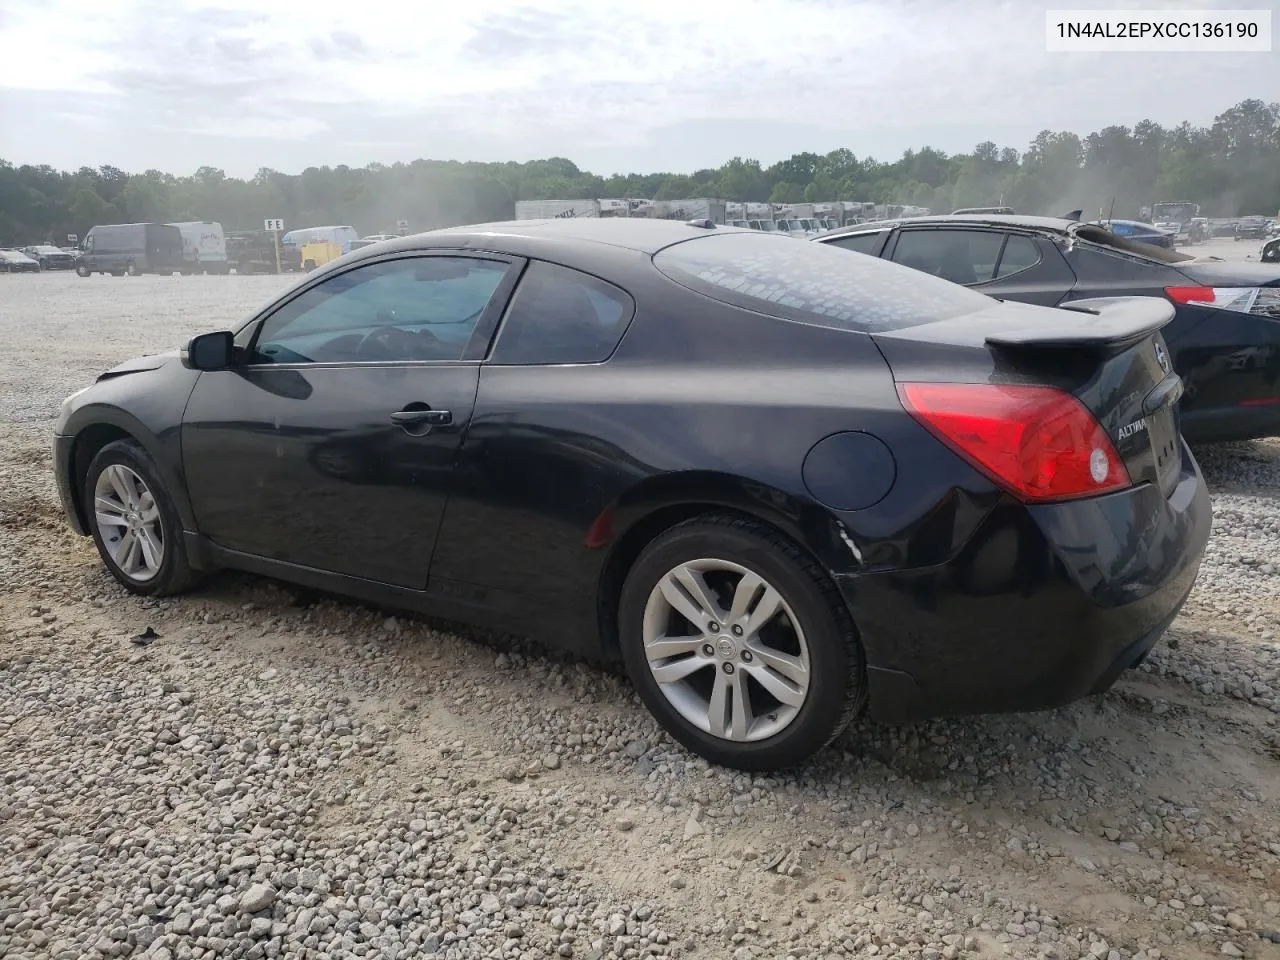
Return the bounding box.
[842,444,1211,722]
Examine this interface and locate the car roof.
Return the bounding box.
[816,214,1077,240]
[343,218,750,262]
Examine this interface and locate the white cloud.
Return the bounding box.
[0,0,1272,176]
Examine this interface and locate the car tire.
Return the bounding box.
[126,261,139,276]
[618,514,866,771]
[84,439,201,597]
[76,263,90,277]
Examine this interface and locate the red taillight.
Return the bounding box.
[897,382,1132,503]
[1164,285,1216,305]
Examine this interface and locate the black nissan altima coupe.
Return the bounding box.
[54,219,1211,771]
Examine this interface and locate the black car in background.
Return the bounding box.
[815,215,1280,442]
[0,249,41,273]
[77,223,185,277]
[20,244,77,270]
[53,220,1209,771]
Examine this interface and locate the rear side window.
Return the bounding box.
[995,235,1041,277]
[491,260,635,364]
[890,229,1005,285]
[653,232,990,332]
[824,231,885,255]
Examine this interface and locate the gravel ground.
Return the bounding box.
[1,271,1278,960]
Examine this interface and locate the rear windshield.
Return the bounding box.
[653,231,991,332]
[1073,224,1193,263]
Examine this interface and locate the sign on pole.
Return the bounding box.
[264,218,284,274]
[67,233,78,244]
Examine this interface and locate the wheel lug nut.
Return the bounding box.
[722,662,735,674]
[731,625,743,636]
[708,622,720,633]
[702,644,715,656]
[741,651,753,663]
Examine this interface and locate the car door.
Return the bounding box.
[885,227,1077,306]
[181,251,523,588]
[428,259,638,616]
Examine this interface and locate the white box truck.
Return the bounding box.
[168,221,229,274]
[656,198,728,224]
[515,199,603,219]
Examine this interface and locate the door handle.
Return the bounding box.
[390,408,452,426]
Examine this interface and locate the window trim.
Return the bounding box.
[239,250,525,369]
[485,257,638,367]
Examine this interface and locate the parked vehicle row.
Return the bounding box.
[20,244,78,269]
[813,214,1280,443]
[54,218,1212,771]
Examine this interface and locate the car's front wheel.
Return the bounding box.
[84,439,200,596]
[618,515,866,771]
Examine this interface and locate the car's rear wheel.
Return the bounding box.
[76,263,90,277]
[84,439,200,596]
[618,515,865,771]
[126,261,139,276]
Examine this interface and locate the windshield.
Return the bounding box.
[654,231,991,332]
[758,221,778,232]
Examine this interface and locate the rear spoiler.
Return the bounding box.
[985,296,1175,353]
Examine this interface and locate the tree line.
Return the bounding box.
[2,98,1277,247]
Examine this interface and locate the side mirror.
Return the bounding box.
[182,331,235,371]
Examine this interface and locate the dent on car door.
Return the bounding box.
[180,253,522,587]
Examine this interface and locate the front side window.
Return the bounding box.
[653,231,991,333]
[890,229,1006,285]
[252,256,509,364]
[491,261,635,365]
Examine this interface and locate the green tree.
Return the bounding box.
[1,99,1278,245]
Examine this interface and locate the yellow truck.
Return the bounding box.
[299,240,343,272]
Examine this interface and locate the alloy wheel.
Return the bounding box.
[641,558,811,743]
[93,464,164,581]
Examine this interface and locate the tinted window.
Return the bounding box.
[491,261,635,364]
[994,235,1040,278]
[890,229,1005,285]
[253,257,508,364]
[825,232,885,255]
[652,232,991,333]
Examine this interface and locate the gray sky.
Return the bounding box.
[0,0,1274,177]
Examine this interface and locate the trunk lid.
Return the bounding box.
[1176,259,1280,288]
[873,296,1185,498]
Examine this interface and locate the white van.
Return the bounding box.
[168,221,228,274]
